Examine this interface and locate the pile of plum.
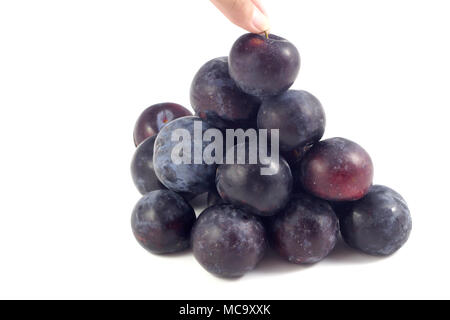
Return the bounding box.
[130,33,412,278]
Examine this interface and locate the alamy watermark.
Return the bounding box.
[171,121,280,176]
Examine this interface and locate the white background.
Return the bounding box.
[0,0,449,300]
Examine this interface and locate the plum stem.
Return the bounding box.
[264,30,269,39]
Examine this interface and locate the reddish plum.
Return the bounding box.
[133,103,192,146]
[216,144,293,216]
[298,138,374,201]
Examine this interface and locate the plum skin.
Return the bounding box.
[267,193,339,264]
[153,116,217,195]
[298,137,374,201]
[207,189,225,207]
[191,204,267,278]
[339,185,412,256]
[190,57,260,129]
[131,190,196,254]
[257,90,325,152]
[133,103,192,146]
[131,135,166,195]
[216,145,293,216]
[229,33,300,97]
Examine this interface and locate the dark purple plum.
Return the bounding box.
[191,204,267,278]
[131,136,165,195]
[133,102,192,146]
[131,190,196,254]
[190,57,261,129]
[229,33,300,97]
[153,116,217,195]
[216,144,293,216]
[339,185,412,256]
[267,192,339,264]
[257,90,325,152]
[298,138,374,201]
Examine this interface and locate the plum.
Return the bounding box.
[267,192,339,264]
[131,190,196,254]
[229,33,300,97]
[339,185,412,256]
[191,204,267,278]
[257,90,325,152]
[298,137,374,201]
[190,57,260,129]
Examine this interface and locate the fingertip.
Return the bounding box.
[211,0,270,34]
[250,6,271,34]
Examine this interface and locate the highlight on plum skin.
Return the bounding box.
[267,192,339,264]
[133,102,192,146]
[191,204,267,278]
[298,137,374,202]
[190,57,261,130]
[131,190,196,255]
[338,185,412,256]
[229,33,300,98]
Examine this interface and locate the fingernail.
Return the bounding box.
[251,7,270,33]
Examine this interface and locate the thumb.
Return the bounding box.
[211,0,270,34]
